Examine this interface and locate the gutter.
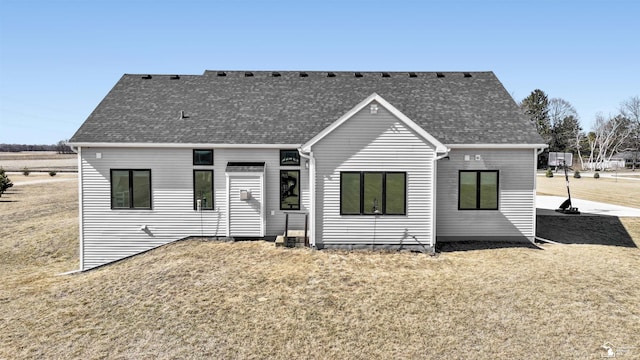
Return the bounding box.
[297,148,316,248]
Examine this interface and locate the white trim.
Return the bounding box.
[431,152,450,247]
[448,143,549,149]
[225,173,230,237]
[67,142,301,149]
[301,93,448,153]
[77,147,84,270]
[532,148,538,241]
[260,170,265,237]
[298,149,315,247]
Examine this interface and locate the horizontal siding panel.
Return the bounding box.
[80,147,310,269]
[436,149,536,240]
[313,102,436,248]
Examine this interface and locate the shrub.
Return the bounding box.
[573,170,581,179]
[545,169,554,178]
[22,167,30,176]
[49,171,57,177]
[594,172,600,179]
[0,167,13,197]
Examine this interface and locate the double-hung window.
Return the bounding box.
[340,172,406,215]
[110,169,152,209]
[458,170,499,210]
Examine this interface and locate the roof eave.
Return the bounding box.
[447,143,549,149]
[67,142,302,149]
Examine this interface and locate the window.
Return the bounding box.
[280,149,300,166]
[280,170,300,210]
[111,170,151,209]
[194,170,214,210]
[458,170,499,210]
[340,172,406,215]
[193,149,213,165]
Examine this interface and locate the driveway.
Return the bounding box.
[536,195,640,217]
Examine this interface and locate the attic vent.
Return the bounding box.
[381,72,390,78]
[244,72,254,77]
[463,72,472,78]
[179,110,189,119]
[409,72,417,78]
[436,72,445,78]
[327,72,336,77]
[170,75,180,80]
[141,75,152,79]
[299,72,308,77]
[217,71,226,77]
[354,72,363,78]
[272,72,281,77]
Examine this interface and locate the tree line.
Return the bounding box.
[521,91,639,170]
[0,140,74,154]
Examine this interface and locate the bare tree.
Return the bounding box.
[586,113,633,170]
[619,96,640,170]
[548,98,581,155]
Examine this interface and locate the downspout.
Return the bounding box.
[298,148,316,248]
[431,149,450,252]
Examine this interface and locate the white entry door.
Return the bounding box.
[226,174,264,237]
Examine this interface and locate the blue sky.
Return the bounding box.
[1,0,638,144]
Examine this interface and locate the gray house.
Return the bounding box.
[69,70,546,270]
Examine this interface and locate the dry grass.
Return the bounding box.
[0,151,77,172]
[1,179,639,359]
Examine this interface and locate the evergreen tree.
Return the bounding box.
[521,89,551,144]
[0,167,13,198]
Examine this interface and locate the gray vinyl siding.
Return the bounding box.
[80,147,309,270]
[436,148,536,241]
[312,102,436,248]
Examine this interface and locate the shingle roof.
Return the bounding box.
[70,71,544,145]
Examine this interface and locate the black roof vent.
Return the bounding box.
[463,72,472,78]
[244,72,254,77]
[299,72,308,77]
[327,72,336,77]
[436,72,445,78]
[217,71,226,77]
[382,72,390,77]
[272,72,281,77]
[141,75,152,79]
[409,72,417,78]
[170,75,180,80]
[354,72,363,78]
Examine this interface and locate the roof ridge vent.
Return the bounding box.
[217,71,226,77]
[327,72,336,77]
[141,75,152,79]
[463,72,472,78]
[272,72,281,77]
[244,72,254,77]
[436,72,445,78]
[409,72,417,78]
[381,72,390,77]
[299,72,308,77]
[170,75,180,80]
[354,72,363,78]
